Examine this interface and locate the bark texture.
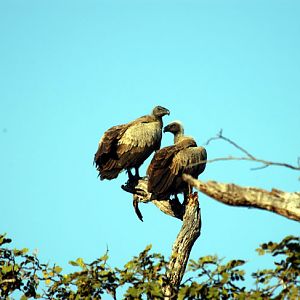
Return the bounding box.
[122,179,201,298]
[123,176,300,222]
[183,174,300,222]
[163,192,201,299]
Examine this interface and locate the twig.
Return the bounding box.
[206,129,255,159]
[194,156,300,171]
[204,130,300,171]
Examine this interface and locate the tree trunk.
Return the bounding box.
[163,192,201,299]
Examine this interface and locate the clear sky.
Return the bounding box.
[1,0,299,295]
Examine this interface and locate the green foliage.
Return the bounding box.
[179,256,247,299]
[252,235,300,299]
[118,245,166,299]
[1,234,299,299]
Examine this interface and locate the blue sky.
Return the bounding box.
[1,0,299,294]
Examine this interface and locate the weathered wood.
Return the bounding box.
[183,174,300,222]
[122,179,201,298]
[163,192,201,299]
[122,175,300,222]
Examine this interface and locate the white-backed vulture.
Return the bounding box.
[147,121,207,201]
[94,106,170,180]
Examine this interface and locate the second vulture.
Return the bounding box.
[94,106,170,181]
[147,121,207,202]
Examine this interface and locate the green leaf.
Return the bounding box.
[1,265,13,274]
[100,253,109,262]
[54,265,63,273]
[76,257,85,268]
[221,272,229,283]
[69,260,78,266]
[256,248,265,256]
[145,244,152,252]
[22,248,29,254]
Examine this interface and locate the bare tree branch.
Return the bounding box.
[122,173,300,223]
[206,129,255,159]
[204,130,300,171]
[183,174,300,222]
[195,156,300,171]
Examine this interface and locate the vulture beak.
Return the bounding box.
[153,106,170,117]
[162,108,170,116]
[163,124,170,133]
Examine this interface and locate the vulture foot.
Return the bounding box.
[126,169,135,181]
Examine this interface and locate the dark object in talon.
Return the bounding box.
[133,199,144,222]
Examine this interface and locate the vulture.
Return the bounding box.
[94,106,170,180]
[147,121,207,201]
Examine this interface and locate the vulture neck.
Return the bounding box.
[152,114,163,126]
[174,131,185,144]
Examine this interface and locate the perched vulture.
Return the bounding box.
[147,121,207,201]
[94,106,170,180]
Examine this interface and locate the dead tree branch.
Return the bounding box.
[122,180,201,299]
[183,174,300,222]
[163,192,201,299]
[204,130,300,171]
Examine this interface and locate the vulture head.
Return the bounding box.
[163,121,184,134]
[164,121,185,143]
[152,106,170,118]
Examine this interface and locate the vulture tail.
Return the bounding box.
[99,168,122,180]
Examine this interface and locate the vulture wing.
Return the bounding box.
[118,119,162,150]
[94,124,127,167]
[171,146,207,177]
[116,119,162,169]
[147,139,197,197]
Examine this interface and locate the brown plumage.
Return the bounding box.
[94,106,170,180]
[147,121,207,201]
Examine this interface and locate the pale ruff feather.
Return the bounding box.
[118,122,161,148]
[171,149,190,174]
[171,147,205,174]
[98,135,104,146]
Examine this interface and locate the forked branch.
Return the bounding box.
[205,130,300,171]
[122,180,202,299]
